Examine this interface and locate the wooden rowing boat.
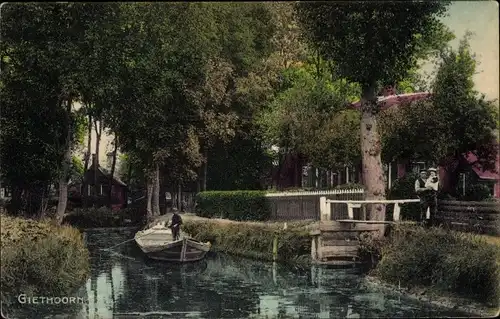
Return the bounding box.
[134,222,211,262]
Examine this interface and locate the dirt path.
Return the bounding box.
[151,213,318,230]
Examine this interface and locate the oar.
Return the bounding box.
[100,227,167,251]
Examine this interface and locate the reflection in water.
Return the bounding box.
[84,263,125,319]
[7,228,471,318]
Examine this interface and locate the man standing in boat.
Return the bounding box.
[169,211,183,241]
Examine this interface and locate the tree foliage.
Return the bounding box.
[0,3,93,217]
[296,1,452,90]
[4,1,491,221]
[380,35,498,178]
[295,1,453,223]
[257,59,361,169]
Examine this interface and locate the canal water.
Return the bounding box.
[8,228,470,318]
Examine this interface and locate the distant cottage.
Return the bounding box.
[70,154,128,209]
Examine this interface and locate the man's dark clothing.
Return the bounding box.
[416,178,437,225]
[170,213,182,241]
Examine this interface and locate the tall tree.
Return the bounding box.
[296,1,452,222]
[1,3,91,220]
[380,35,499,194]
[0,69,66,217]
[258,59,361,171]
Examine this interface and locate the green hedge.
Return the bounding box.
[195,191,271,221]
[371,224,500,305]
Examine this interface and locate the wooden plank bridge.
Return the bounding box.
[310,197,420,265]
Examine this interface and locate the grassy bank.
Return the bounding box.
[178,216,314,265]
[0,214,90,307]
[359,224,500,310]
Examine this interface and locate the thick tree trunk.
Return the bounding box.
[56,98,73,223]
[177,182,182,211]
[360,85,386,232]
[93,119,102,197]
[38,183,50,219]
[29,182,46,219]
[108,134,118,208]
[83,114,92,172]
[126,159,133,186]
[146,177,153,218]
[9,185,22,215]
[152,163,160,216]
[82,113,92,207]
[94,119,102,166]
[202,149,208,191]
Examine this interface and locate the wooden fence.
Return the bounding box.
[438,200,500,235]
[265,189,365,220]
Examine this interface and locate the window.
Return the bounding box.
[3,187,11,198]
[411,161,427,174]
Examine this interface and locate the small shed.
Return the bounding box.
[80,155,128,209]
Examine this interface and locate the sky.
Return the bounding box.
[424,1,499,101]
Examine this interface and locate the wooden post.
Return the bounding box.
[272,234,278,261]
[320,196,327,221]
[317,236,323,261]
[393,203,401,221]
[347,203,354,219]
[326,199,331,221]
[311,237,317,261]
[272,261,277,285]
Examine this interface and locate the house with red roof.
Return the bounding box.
[270,85,499,197]
[351,87,500,198]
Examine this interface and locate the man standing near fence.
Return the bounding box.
[425,168,439,226]
[415,170,431,224]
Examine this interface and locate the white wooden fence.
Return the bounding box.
[265,189,365,220]
[265,188,365,197]
[319,196,420,222]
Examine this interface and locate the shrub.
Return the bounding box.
[387,172,421,221]
[335,183,365,190]
[374,224,500,305]
[461,183,493,202]
[0,215,90,306]
[358,231,389,267]
[182,219,311,264]
[195,191,271,221]
[62,207,144,228]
